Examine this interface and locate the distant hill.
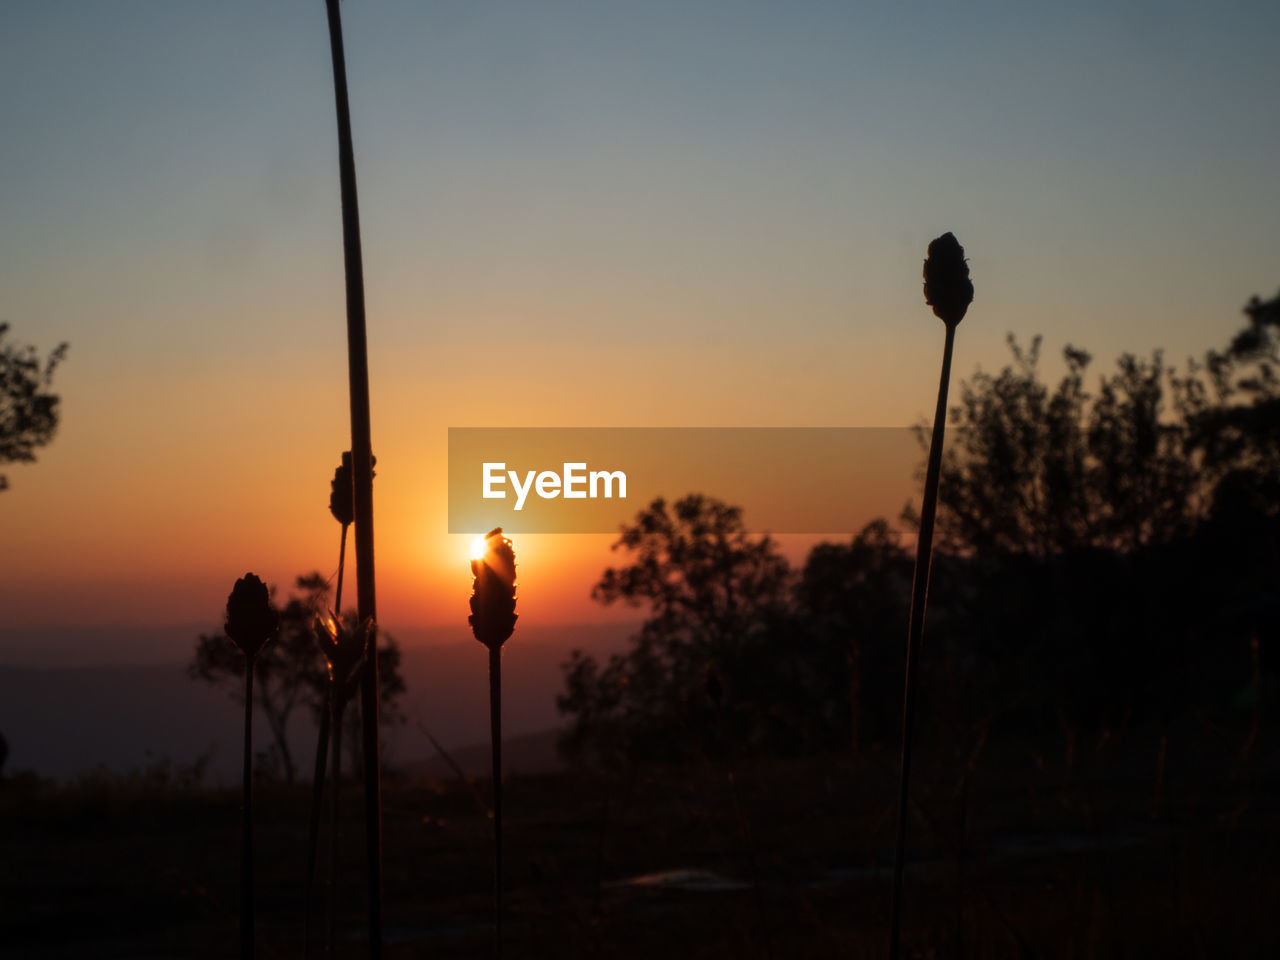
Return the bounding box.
[0,623,219,668]
[0,622,636,780]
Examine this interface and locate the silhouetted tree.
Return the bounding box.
[1177,291,1280,688]
[922,335,1202,556]
[931,293,1280,559]
[558,495,801,761]
[909,298,1280,729]
[1180,290,1280,520]
[189,573,405,781]
[0,324,68,491]
[796,519,912,753]
[558,293,1280,758]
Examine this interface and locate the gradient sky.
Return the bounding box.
[2,1,1279,651]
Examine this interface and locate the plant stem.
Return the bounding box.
[330,699,345,959]
[489,644,503,960]
[304,686,332,960]
[307,522,347,959]
[241,655,256,960]
[889,320,957,960]
[335,522,349,615]
[323,1,382,953]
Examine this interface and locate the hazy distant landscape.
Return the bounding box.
[0,622,635,780]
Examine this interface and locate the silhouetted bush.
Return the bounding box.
[559,291,1280,760]
[189,573,406,781]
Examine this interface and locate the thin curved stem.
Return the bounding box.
[329,699,345,959]
[307,521,347,959]
[303,686,332,959]
[241,656,256,960]
[322,3,382,951]
[889,321,957,960]
[334,523,349,616]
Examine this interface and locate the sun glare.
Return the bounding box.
[470,535,488,561]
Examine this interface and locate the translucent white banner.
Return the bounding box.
[448,427,923,534]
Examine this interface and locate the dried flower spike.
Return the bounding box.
[225,573,278,658]
[922,231,974,326]
[314,612,374,701]
[329,451,376,526]
[469,527,518,650]
[329,453,355,526]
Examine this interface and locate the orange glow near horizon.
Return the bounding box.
[2,1,1276,659]
[0,391,922,632]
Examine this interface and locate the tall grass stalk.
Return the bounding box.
[224,574,279,960]
[312,615,371,960]
[489,644,504,956]
[306,456,357,958]
[304,691,330,959]
[322,1,383,952]
[241,657,255,959]
[470,529,518,960]
[329,683,346,956]
[888,232,973,960]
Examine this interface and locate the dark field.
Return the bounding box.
[3,718,1278,959]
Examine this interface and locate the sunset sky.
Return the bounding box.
[2,1,1279,654]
